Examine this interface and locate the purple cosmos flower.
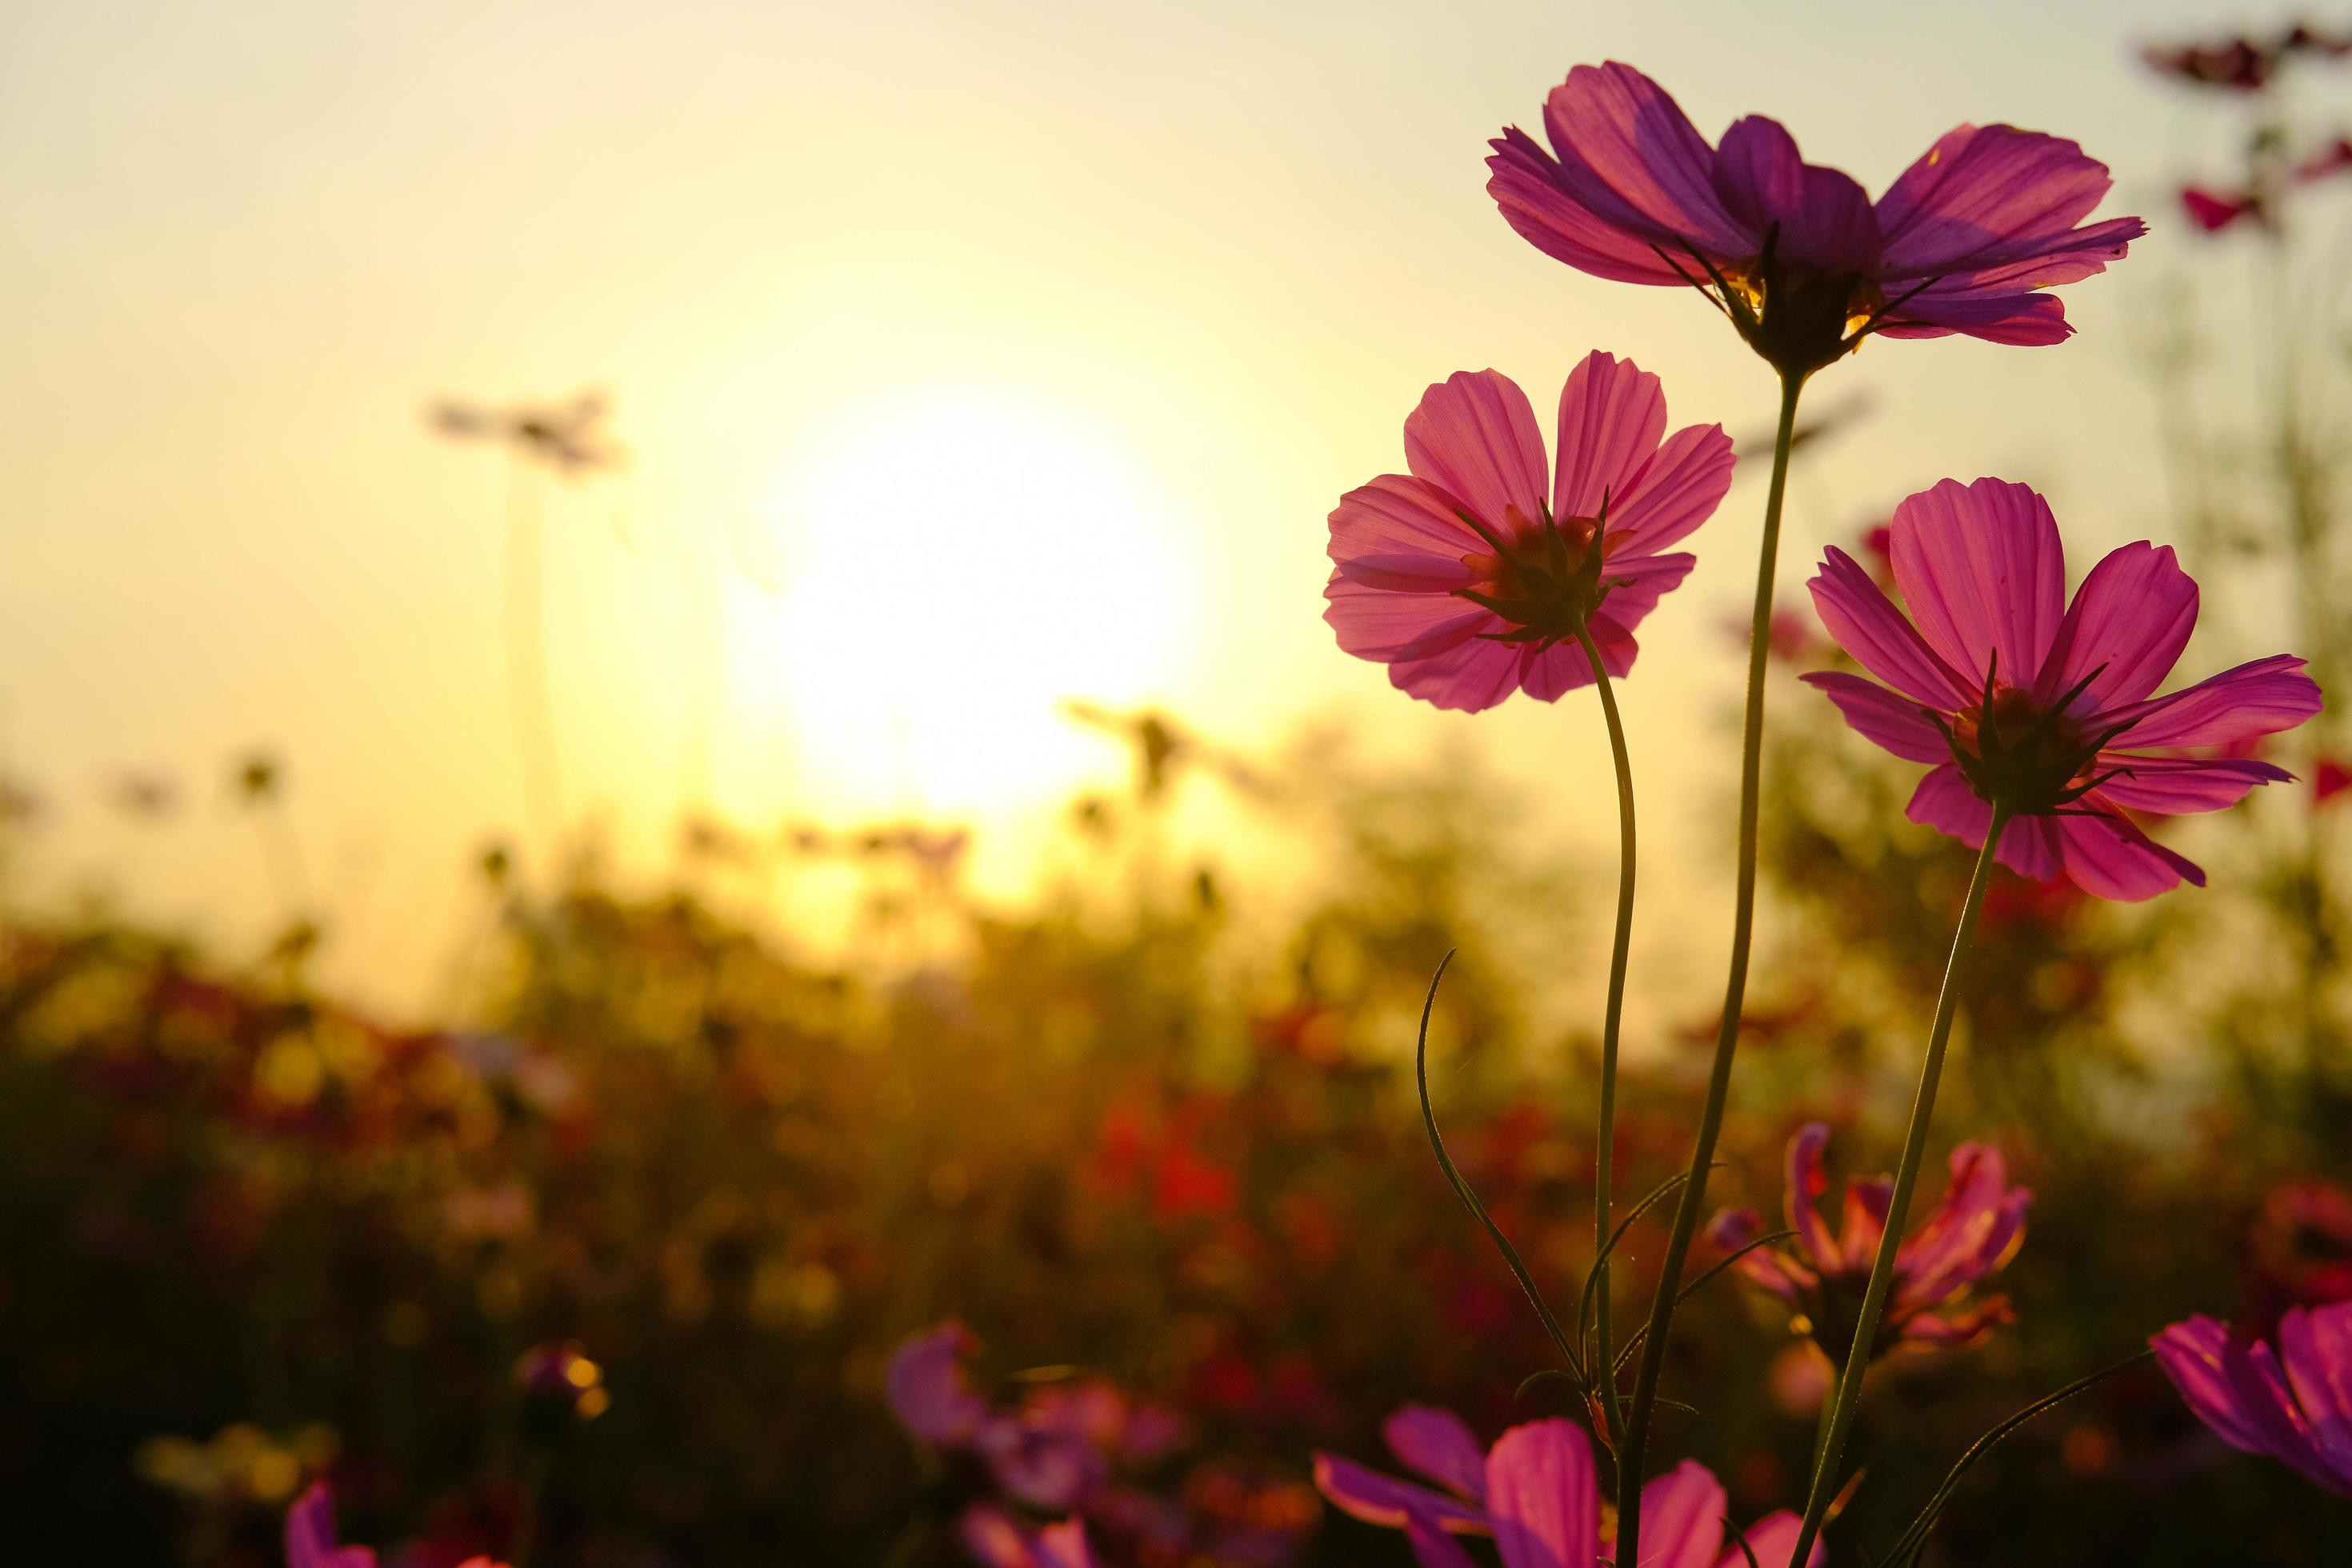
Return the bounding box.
[2152,1299,2352,1498]
[960,1509,1100,1568]
[1325,352,1733,712]
[1802,478,2322,900]
[1314,1408,1822,1567]
[1487,63,2144,374]
[1710,1123,2029,1360]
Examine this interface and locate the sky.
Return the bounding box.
[0,0,2319,1011]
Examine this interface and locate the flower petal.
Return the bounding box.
[2054,804,2203,902]
[1384,1406,1490,1503]
[1404,372,1550,541]
[2153,1317,2346,1495]
[1719,1510,1825,1568]
[1876,289,2074,346]
[2102,654,2323,749]
[1637,1458,1727,1568]
[1330,474,1483,572]
[1406,1513,1486,1568]
[1553,351,1666,526]
[1035,1519,1098,1568]
[1535,63,1751,262]
[1487,126,1699,286]
[1889,478,2066,688]
[286,1484,379,1568]
[1324,575,1489,662]
[886,1323,990,1446]
[1486,1420,1599,1568]
[1315,1453,1490,1533]
[1902,766,2064,880]
[1783,1123,1840,1270]
[1709,1208,1813,1305]
[2092,754,2293,815]
[1807,548,1975,707]
[1710,116,1878,274]
[1594,550,1698,634]
[1392,624,1525,712]
[2038,542,2198,710]
[1606,422,1736,557]
[1801,672,1950,764]
[1877,124,2127,277]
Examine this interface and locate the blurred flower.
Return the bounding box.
[2247,1178,2352,1334]
[1486,62,2142,371]
[2314,754,2350,808]
[886,1324,1106,1511]
[2152,1299,2352,1498]
[428,390,622,477]
[2180,185,2266,234]
[106,769,180,819]
[1803,477,2321,899]
[234,750,281,804]
[285,1481,509,1568]
[1315,1408,1820,1566]
[513,1340,607,1421]
[1710,1122,2029,1358]
[887,1322,992,1447]
[959,1509,1098,1568]
[2142,35,2276,90]
[1324,351,1734,711]
[2294,135,2352,182]
[135,1422,335,1506]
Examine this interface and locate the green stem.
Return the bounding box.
[1613,370,1805,1568]
[1784,806,2010,1566]
[1572,622,1636,1454]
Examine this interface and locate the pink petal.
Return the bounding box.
[2276,1306,2352,1492]
[1897,1145,2028,1306]
[1315,1453,1490,1533]
[1902,765,2064,880]
[1404,371,1550,543]
[1888,478,2066,688]
[1636,1458,1727,1568]
[1391,632,1524,712]
[959,1506,1038,1568]
[1783,1123,1840,1270]
[1035,1520,1098,1568]
[1487,126,1699,287]
[2153,1317,2348,1495]
[1323,575,1489,662]
[1486,1420,1599,1568]
[1384,1405,1490,1503]
[1329,474,1483,574]
[2102,654,2323,749]
[2037,542,2198,710]
[1806,548,1974,707]
[1592,550,1699,635]
[886,1323,989,1446]
[1710,116,1879,274]
[1720,1510,1826,1568]
[2092,754,2293,815]
[1876,124,2127,277]
[1876,289,2073,346]
[1534,63,1752,262]
[1709,1208,1811,1305]
[2053,805,2203,902]
[1802,671,1950,764]
[1606,423,1737,557]
[1553,351,1666,526]
[285,1485,378,1568]
[1838,1178,1892,1272]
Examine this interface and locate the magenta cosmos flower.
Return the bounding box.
[1710,1123,2029,1361]
[1802,478,2322,900]
[2152,1299,2352,1498]
[1487,63,2145,374]
[1325,351,1733,711]
[286,1483,503,1568]
[1315,1407,1822,1568]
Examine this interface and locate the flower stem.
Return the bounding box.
[1784,806,2011,1566]
[1572,622,1636,1454]
[1614,369,1804,1568]
[505,455,565,851]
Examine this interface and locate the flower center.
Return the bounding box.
[1449,505,1613,647]
[1729,255,1880,378]
[1944,680,2114,815]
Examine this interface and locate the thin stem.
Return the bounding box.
[1784,806,2011,1566]
[1614,370,1805,1568]
[1572,621,1636,1454]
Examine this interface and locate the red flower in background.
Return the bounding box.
[2247,1178,2352,1337]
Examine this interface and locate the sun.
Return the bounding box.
[738,384,1192,818]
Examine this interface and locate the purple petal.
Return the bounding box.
[1806,548,1974,707]
[1405,1514,1486,1568]
[1802,671,1950,764]
[1323,575,1489,664]
[1487,126,1698,286]
[1903,766,2064,880]
[2279,1305,2352,1491]
[1605,421,1735,557]
[1383,1405,1489,1503]
[2036,542,2198,710]
[1888,478,2066,688]
[1783,1123,1840,1270]
[1721,1510,1826,1568]
[1591,550,1698,636]
[2101,654,2323,749]
[1329,474,1482,574]
[2153,1316,2348,1496]
[1534,63,1751,262]
[1710,1208,1811,1305]
[1710,116,1879,274]
[1552,350,1666,526]
[1896,1143,2028,1307]
[1314,1452,1490,1533]
[286,1483,378,1568]
[1403,371,1550,542]
[2092,754,2293,815]
[1876,124,2132,278]
[886,1322,990,1446]
[1486,1419,1599,1568]
[2054,805,2203,902]
[1876,289,2074,346]
[1637,1458,1727,1568]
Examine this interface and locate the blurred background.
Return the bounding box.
[4,1,2350,1563]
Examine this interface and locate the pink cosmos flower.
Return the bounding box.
[2181,186,2266,234]
[1802,478,2322,900]
[285,1483,504,1568]
[1710,1122,2029,1359]
[1487,63,2144,374]
[1315,1408,1822,1568]
[1324,352,1733,712]
[2152,1299,2352,1498]
[960,1509,1099,1568]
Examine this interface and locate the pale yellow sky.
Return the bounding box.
[0,0,2318,1010]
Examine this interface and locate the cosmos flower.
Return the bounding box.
[285,1482,504,1568]
[1314,1408,1821,1568]
[2180,186,2266,234]
[1324,351,1734,712]
[1710,1123,2029,1360]
[2152,1299,2352,1498]
[1802,478,2322,899]
[1486,62,2143,374]
[959,1509,1098,1568]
